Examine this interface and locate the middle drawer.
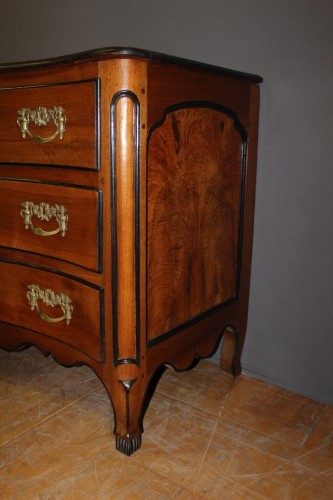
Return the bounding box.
[0,179,102,271]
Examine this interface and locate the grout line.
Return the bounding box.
[192,412,220,493]
[155,388,222,415]
[0,386,103,448]
[298,405,328,448]
[156,386,333,475]
[192,387,233,493]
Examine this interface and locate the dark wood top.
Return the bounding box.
[0,47,263,83]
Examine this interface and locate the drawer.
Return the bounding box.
[0,179,102,271]
[0,80,99,169]
[0,261,104,362]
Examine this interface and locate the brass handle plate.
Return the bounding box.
[20,201,68,237]
[17,106,66,143]
[27,284,73,325]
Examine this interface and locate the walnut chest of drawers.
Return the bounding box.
[0,48,262,455]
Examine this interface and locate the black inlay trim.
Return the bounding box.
[146,298,237,349]
[0,47,263,84]
[110,90,141,367]
[146,101,248,348]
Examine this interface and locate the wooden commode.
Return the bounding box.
[0,48,262,455]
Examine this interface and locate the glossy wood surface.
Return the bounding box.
[148,106,243,340]
[0,80,98,169]
[147,62,254,130]
[0,261,103,362]
[0,49,261,455]
[0,179,101,271]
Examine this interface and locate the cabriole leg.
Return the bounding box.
[103,372,147,456]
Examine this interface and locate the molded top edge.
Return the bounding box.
[0,46,263,83]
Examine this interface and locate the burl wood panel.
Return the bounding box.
[147,106,245,340]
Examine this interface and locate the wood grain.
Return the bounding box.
[0,261,103,362]
[0,80,98,169]
[147,106,244,340]
[0,49,261,454]
[0,179,101,271]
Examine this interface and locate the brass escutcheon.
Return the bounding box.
[26,284,73,325]
[20,201,68,237]
[17,106,66,143]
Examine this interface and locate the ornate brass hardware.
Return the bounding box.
[26,284,73,325]
[17,106,66,143]
[20,201,68,237]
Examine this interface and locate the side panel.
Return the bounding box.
[147,103,246,342]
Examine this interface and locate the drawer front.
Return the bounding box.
[0,80,99,169]
[0,179,102,271]
[0,261,104,362]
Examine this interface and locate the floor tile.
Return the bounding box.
[130,393,218,490]
[293,468,333,500]
[219,374,328,447]
[156,362,234,416]
[0,347,101,445]
[214,417,306,462]
[301,406,333,450]
[0,347,332,498]
[248,461,316,499]
[0,389,203,499]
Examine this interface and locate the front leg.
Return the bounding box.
[114,377,143,455]
[103,366,147,455]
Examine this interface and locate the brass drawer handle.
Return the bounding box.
[17,106,66,143]
[27,284,73,325]
[20,201,68,237]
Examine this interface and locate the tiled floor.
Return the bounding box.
[0,347,332,499]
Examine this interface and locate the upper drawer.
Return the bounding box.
[0,261,104,362]
[0,79,99,170]
[0,179,102,272]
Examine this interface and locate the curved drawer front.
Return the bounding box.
[0,80,99,169]
[0,179,102,271]
[0,261,104,362]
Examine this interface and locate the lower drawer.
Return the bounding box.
[0,261,104,362]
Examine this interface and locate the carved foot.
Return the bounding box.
[115,434,141,456]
